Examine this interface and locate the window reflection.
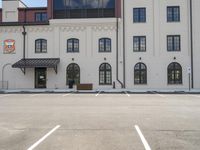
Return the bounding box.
[53,0,116,18]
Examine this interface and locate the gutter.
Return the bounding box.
[0,22,49,26]
[190,0,194,88]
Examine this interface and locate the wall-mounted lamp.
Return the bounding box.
[139,57,142,60]
[104,57,107,61]
[72,58,74,61]
[173,57,176,60]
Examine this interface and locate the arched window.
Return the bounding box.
[66,63,80,85]
[35,39,47,53]
[67,38,79,53]
[134,63,147,84]
[99,63,112,85]
[99,38,111,52]
[168,62,182,84]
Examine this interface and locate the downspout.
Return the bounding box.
[116,17,123,88]
[116,0,123,88]
[22,25,26,59]
[22,8,27,59]
[122,0,126,88]
[190,0,194,88]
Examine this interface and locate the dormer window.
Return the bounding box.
[35,12,48,22]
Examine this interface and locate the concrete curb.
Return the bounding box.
[1,89,200,94]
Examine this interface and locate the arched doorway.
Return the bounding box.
[99,63,112,85]
[66,63,80,85]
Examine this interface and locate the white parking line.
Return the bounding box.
[124,91,130,97]
[0,94,10,98]
[27,125,60,150]
[30,94,40,97]
[135,125,151,150]
[151,91,166,98]
[62,93,72,97]
[95,91,101,97]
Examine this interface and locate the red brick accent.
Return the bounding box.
[116,0,122,18]
[18,8,47,22]
[47,0,53,19]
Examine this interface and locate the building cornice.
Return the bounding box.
[0,21,49,26]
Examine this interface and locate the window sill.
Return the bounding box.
[167,21,181,23]
[134,83,147,85]
[167,50,181,52]
[99,51,112,53]
[133,22,147,24]
[133,51,146,52]
[167,83,183,85]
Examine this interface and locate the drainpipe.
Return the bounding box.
[190,0,194,88]
[122,0,126,88]
[116,17,123,88]
[22,25,26,59]
[115,0,123,88]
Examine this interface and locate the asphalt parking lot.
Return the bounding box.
[0,92,200,150]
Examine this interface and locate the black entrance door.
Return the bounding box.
[35,68,47,88]
[66,63,80,86]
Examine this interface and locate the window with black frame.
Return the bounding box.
[134,63,147,84]
[133,8,146,23]
[167,6,180,22]
[35,12,48,22]
[99,38,111,52]
[168,62,182,84]
[133,36,146,52]
[99,63,112,85]
[167,35,181,51]
[67,38,79,53]
[35,39,47,53]
[53,0,115,19]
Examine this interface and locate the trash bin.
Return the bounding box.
[113,81,116,89]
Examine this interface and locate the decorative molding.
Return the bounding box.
[0,27,23,33]
[0,23,116,33]
[27,27,53,32]
[91,25,116,31]
[60,26,86,32]
[59,24,116,32]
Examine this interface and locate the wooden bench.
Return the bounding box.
[77,84,93,90]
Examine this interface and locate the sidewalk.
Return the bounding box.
[1,88,200,94]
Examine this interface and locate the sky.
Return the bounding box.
[0,0,47,8]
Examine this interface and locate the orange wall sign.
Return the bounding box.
[4,39,16,54]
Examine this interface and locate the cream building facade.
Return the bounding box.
[0,0,199,91]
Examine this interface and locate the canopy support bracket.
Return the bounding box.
[20,68,26,75]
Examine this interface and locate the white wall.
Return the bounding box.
[0,27,33,89]
[0,18,119,90]
[192,0,200,89]
[0,0,199,90]
[2,0,20,22]
[124,0,191,90]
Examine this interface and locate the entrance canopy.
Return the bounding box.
[12,58,60,74]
